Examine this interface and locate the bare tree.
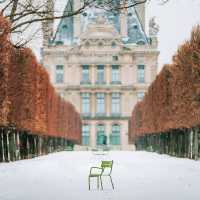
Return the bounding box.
[0,0,167,46]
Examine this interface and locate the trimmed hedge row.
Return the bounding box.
[129,26,200,145]
[0,15,81,144]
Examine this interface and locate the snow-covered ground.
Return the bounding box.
[0,151,200,200]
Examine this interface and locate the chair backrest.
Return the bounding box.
[101,160,113,175]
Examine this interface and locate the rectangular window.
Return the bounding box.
[111,93,120,115]
[97,65,105,84]
[81,93,90,115]
[96,93,105,115]
[56,65,64,83]
[137,91,145,101]
[82,65,90,83]
[137,65,145,83]
[113,55,118,61]
[82,125,90,146]
[111,65,120,83]
[110,124,120,145]
[96,124,106,145]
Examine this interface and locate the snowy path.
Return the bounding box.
[0,151,200,200]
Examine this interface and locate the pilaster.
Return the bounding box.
[90,123,96,148]
[91,64,96,84]
[106,64,111,84]
[91,92,96,117]
[106,92,111,117]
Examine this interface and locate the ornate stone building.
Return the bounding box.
[42,0,159,150]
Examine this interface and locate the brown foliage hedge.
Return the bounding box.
[129,26,200,142]
[0,15,81,144]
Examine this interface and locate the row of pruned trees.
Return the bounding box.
[129,26,200,159]
[0,15,81,162]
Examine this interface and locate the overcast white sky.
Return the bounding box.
[30,0,200,71]
[146,0,200,71]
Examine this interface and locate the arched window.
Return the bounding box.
[96,124,106,145]
[110,124,120,145]
[85,41,90,47]
[111,41,116,48]
[98,41,103,47]
[136,40,146,45]
[82,124,90,146]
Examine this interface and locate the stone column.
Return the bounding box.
[106,64,111,84]
[91,64,96,84]
[90,123,96,149]
[91,92,96,117]
[106,92,111,117]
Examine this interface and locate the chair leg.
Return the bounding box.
[88,177,90,190]
[100,176,103,190]
[109,175,114,190]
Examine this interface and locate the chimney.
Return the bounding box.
[42,0,54,48]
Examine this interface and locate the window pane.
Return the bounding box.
[97,124,106,145]
[112,65,119,82]
[110,124,120,145]
[137,65,145,83]
[56,65,64,83]
[97,93,105,114]
[82,93,90,114]
[97,65,104,83]
[82,124,90,145]
[82,65,90,83]
[111,93,120,114]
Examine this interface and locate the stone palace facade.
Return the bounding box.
[42,0,159,150]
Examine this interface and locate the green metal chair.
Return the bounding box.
[88,160,114,190]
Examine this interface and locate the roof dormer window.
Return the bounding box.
[62,25,68,29]
[98,41,103,47]
[111,41,116,48]
[85,41,90,47]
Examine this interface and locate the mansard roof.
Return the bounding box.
[52,1,148,46]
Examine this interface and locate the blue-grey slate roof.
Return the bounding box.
[52,0,148,45]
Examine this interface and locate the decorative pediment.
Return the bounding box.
[80,16,121,41]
